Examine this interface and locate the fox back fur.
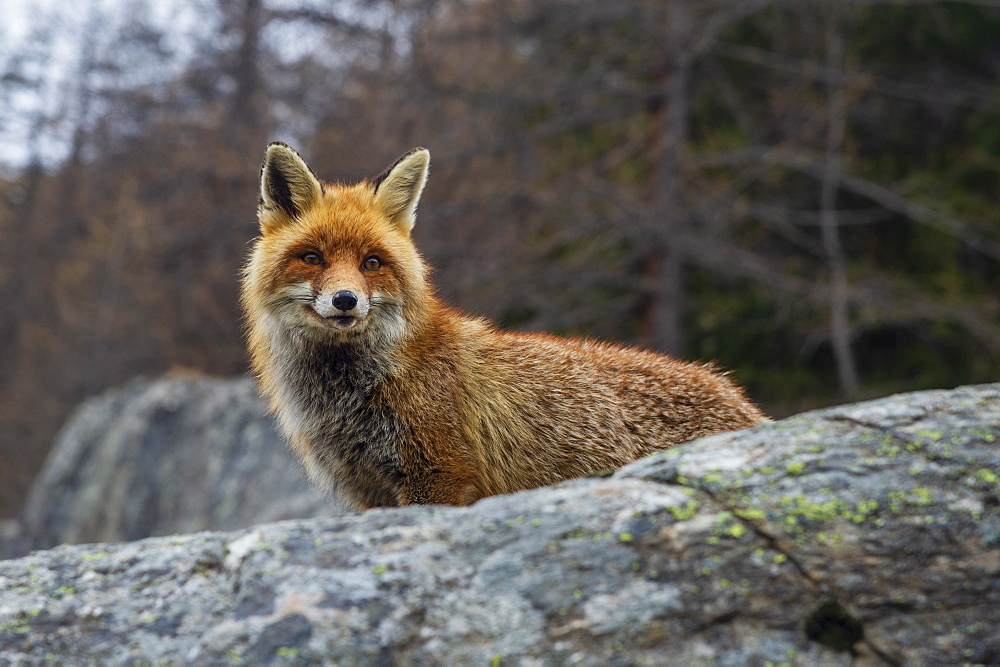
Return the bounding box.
[241,143,768,509]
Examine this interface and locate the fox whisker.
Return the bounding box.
[370,298,400,309]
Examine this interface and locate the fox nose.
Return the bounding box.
[332,291,358,312]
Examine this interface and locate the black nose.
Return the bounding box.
[332,291,358,312]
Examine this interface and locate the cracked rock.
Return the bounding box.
[1,383,998,664]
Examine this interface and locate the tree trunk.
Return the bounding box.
[642,2,691,357]
[820,19,860,397]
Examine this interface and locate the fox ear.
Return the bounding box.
[258,142,323,233]
[372,148,429,233]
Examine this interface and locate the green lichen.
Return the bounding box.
[849,500,880,523]
[2,619,29,634]
[668,501,700,521]
[778,494,845,522]
[726,523,747,538]
[713,511,734,525]
[372,564,388,577]
[877,444,902,458]
[774,493,883,530]
[976,468,998,484]
[618,532,634,543]
[785,461,806,476]
[559,528,590,540]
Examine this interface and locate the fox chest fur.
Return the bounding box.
[241,142,768,510]
[272,334,406,508]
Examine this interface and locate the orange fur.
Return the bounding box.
[241,143,768,510]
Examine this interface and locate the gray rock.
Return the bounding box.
[1,383,998,664]
[13,376,332,555]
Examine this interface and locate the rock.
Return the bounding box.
[1,383,998,664]
[12,375,332,556]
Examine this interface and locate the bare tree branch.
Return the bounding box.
[692,147,1000,261]
[713,41,1000,112]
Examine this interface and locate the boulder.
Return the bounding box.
[0,383,998,663]
[12,375,331,556]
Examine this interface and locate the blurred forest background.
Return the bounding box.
[1,0,999,518]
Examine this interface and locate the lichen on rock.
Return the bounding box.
[1,383,998,664]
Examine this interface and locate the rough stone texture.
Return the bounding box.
[10,376,332,557]
[1,383,998,664]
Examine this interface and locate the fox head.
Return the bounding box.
[244,142,431,346]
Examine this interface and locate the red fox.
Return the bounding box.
[241,142,767,509]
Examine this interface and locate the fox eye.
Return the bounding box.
[362,256,382,271]
[301,252,323,266]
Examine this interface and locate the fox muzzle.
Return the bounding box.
[313,290,370,321]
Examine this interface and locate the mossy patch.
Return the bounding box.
[976,468,998,484]
[773,493,881,529]
[668,501,700,521]
[784,461,806,476]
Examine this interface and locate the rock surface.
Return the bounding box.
[1,383,998,664]
[12,375,331,557]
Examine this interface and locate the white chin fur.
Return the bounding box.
[269,283,407,344]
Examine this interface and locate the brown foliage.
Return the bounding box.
[2,0,999,516]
